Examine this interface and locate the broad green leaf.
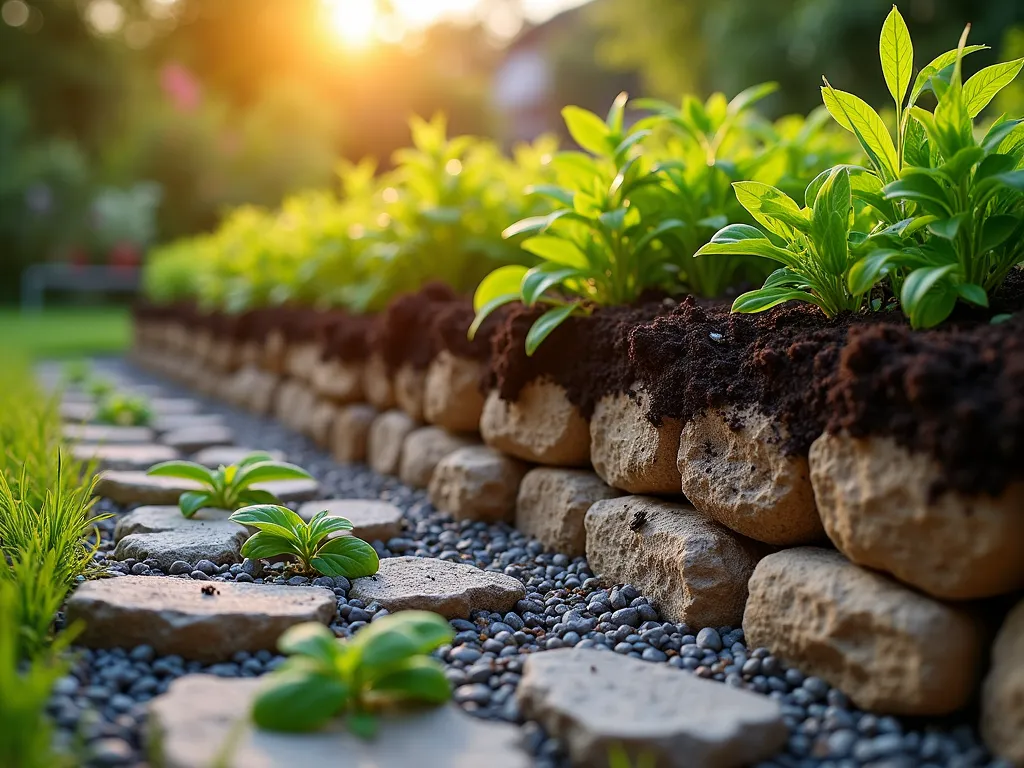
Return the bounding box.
[251,668,348,733]
[937,146,985,183]
[980,214,1019,253]
[179,491,212,519]
[727,82,779,115]
[983,118,1022,153]
[882,174,953,217]
[632,219,686,256]
[236,452,275,469]
[963,58,1024,118]
[562,106,612,156]
[521,264,586,307]
[708,224,767,244]
[821,85,899,181]
[229,504,306,540]
[927,214,966,240]
[956,283,989,306]
[880,6,913,108]
[369,657,451,704]
[521,236,590,269]
[524,184,575,207]
[351,612,454,675]
[606,91,628,133]
[847,249,907,295]
[525,303,580,356]
[599,207,629,232]
[240,531,299,561]
[732,181,802,240]
[237,489,280,506]
[694,240,800,270]
[908,45,988,107]
[234,462,313,490]
[467,293,520,340]
[732,287,823,314]
[612,130,651,161]
[147,461,214,487]
[903,115,929,167]
[306,510,355,543]
[310,536,379,578]
[805,164,873,208]
[503,214,557,239]
[762,267,808,289]
[759,200,812,234]
[346,712,378,740]
[901,264,958,328]
[277,622,342,668]
[473,265,528,312]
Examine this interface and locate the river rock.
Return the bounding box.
[590,388,682,494]
[399,427,479,488]
[428,446,529,523]
[312,357,364,403]
[367,410,418,475]
[810,432,1024,600]
[982,599,1024,766]
[331,403,378,463]
[296,499,403,542]
[149,677,530,768]
[678,406,824,546]
[585,496,764,627]
[94,470,319,505]
[394,363,428,422]
[162,424,235,453]
[480,381,590,467]
[67,576,335,661]
[63,425,156,444]
[516,468,623,557]
[191,446,286,468]
[363,353,396,410]
[518,649,786,768]
[423,351,486,433]
[349,556,524,618]
[71,443,179,472]
[743,547,985,715]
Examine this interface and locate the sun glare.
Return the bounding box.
[324,0,378,49]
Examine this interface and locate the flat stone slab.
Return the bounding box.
[297,499,403,542]
[114,527,247,570]
[95,471,320,506]
[71,444,179,472]
[149,676,530,768]
[66,576,336,662]
[150,398,201,416]
[113,505,240,541]
[349,556,524,619]
[161,425,235,453]
[518,648,787,768]
[62,425,156,444]
[192,446,286,468]
[60,401,96,422]
[151,413,226,434]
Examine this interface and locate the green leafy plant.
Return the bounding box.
[251,613,453,737]
[60,360,91,386]
[228,504,379,578]
[147,452,313,518]
[85,376,115,400]
[95,393,152,427]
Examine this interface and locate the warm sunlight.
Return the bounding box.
[324,0,378,49]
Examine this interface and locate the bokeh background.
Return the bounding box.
[2,0,1023,313]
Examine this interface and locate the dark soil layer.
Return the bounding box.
[369,282,461,372]
[320,310,375,363]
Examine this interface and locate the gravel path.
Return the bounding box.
[48,359,1008,768]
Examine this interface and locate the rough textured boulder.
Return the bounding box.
[367,410,418,476]
[399,427,479,489]
[349,556,524,618]
[296,499,403,542]
[516,469,623,557]
[423,351,486,433]
[590,389,682,494]
[810,432,1024,600]
[149,677,531,768]
[394,364,428,422]
[585,496,764,627]
[66,577,335,661]
[982,599,1024,766]
[743,547,985,716]
[363,353,396,410]
[678,406,823,546]
[71,443,178,472]
[428,446,529,523]
[518,649,787,768]
[480,381,590,467]
[312,358,364,403]
[162,425,235,454]
[331,403,378,463]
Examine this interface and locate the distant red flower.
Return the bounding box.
[160,63,201,112]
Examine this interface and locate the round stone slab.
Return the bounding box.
[113,505,237,541]
[192,446,286,468]
[152,413,226,434]
[349,556,525,619]
[94,470,321,506]
[63,425,156,444]
[149,677,531,768]
[161,425,235,453]
[71,444,179,472]
[518,648,787,768]
[65,576,335,662]
[297,499,403,542]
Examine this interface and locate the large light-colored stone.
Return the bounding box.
[516,469,623,557]
[367,409,418,476]
[285,341,320,383]
[60,401,96,422]
[518,649,787,768]
[95,470,319,506]
[66,576,335,661]
[480,381,590,467]
[423,351,486,433]
[308,399,338,448]
[349,556,525,618]
[296,499,403,542]
[399,427,479,489]
[63,425,155,444]
[151,413,226,434]
[331,403,378,463]
[311,357,364,403]
[149,677,531,768]
[743,547,985,716]
[428,446,529,523]
[113,505,238,540]
[191,446,286,468]
[982,599,1024,766]
[678,406,823,546]
[810,432,1024,600]
[274,380,318,435]
[71,443,179,472]
[151,398,201,416]
[224,365,279,415]
[162,424,235,453]
[585,496,764,627]
[363,352,396,410]
[590,389,683,494]
[114,526,247,569]
[394,363,428,422]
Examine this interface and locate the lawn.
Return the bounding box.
[0,306,132,359]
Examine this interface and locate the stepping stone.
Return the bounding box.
[296,499,403,542]
[95,471,320,506]
[63,425,156,444]
[115,525,247,570]
[349,556,524,619]
[113,505,239,541]
[71,444,179,472]
[66,576,335,662]
[149,676,531,768]
[152,413,226,434]
[192,446,286,468]
[151,398,201,416]
[161,424,235,453]
[518,648,787,768]
[61,401,96,422]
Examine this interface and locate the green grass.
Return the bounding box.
[0,306,131,359]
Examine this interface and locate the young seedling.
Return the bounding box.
[251,612,453,737]
[227,504,379,579]
[147,452,312,518]
[95,394,153,428]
